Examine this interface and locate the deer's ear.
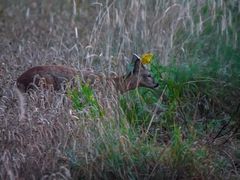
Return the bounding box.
[126,54,142,76]
[132,54,140,63]
[132,54,144,73]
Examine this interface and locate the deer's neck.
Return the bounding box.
[111,75,135,94]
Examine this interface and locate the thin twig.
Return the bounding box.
[145,85,167,135]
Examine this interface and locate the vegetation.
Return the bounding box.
[0,0,239,179]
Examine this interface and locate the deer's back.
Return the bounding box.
[17,65,99,92]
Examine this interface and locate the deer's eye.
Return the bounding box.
[144,74,151,78]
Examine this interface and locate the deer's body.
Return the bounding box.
[17,54,159,94]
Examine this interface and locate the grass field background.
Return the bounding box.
[0,0,240,179]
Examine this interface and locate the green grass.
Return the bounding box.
[1,0,240,179]
[115,2,240,178]
[68,82,104,118]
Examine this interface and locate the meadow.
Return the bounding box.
[0,0,240,179]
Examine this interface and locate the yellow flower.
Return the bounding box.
[140,53,154,64]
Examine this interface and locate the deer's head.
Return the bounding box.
[115,54,159,93]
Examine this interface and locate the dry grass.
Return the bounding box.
[0,0,240,179]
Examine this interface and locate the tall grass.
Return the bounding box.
[0,0,240,179]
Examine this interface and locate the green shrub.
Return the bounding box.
[68,83,104,118]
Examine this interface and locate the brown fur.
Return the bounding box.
[17,55,159,93]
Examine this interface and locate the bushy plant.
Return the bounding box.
[68,83,104,118]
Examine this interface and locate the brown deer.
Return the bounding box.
[16,54,159,94]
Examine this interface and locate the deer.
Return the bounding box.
[16,54,159,94]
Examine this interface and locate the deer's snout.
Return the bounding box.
[153,83,159,88]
